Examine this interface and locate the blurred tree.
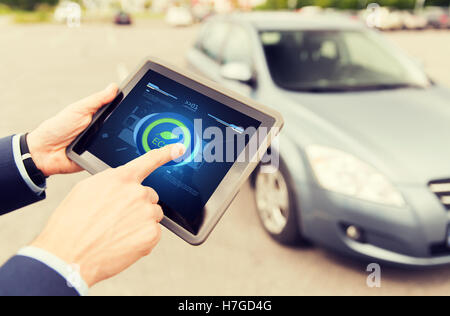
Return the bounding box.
[314,0,335,8]
[425,0,450,6]
[256,0,291,9]
[0,0,58,11]
[255,0,449,9]
[296,0,316,7]
[334,0,361,9]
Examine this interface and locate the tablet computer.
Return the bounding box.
[67,57,283,245]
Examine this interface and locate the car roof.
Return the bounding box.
[212,12,365,31]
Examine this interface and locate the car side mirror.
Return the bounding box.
[220,62,256,86]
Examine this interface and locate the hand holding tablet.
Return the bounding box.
[67,57,283,245]
[32,143,186,287]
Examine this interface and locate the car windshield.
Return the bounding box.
[260,29,431,92]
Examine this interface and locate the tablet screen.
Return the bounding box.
[81,69,261,235]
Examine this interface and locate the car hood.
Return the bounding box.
[283,85,450,184]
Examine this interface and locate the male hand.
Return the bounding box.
[27,84,118,177]
[31,143,186,287]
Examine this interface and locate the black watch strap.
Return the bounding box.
[19,133,47,187]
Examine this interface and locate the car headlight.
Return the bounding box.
[306,145,405,207]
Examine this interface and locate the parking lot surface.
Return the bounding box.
[0,21,449,295]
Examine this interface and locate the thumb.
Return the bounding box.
[73,83,118,113]
[123,143,186,183]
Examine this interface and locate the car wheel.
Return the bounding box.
[253,159,309,246]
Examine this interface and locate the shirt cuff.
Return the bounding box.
[12,134,46,195]
[17,246,89,296]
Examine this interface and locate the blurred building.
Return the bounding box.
[79,0,266,13]
[152,0,265,13]
[211,0,266,12]
[82,0,147,13]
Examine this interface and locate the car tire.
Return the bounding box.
[253,158,309,246]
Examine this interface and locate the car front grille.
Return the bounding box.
[429,179,450,211]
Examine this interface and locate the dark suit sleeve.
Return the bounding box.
[0,136,45,215]
[0,138,76,296]
[0,255,79,296]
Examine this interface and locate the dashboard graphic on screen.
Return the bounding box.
[84,70,261,235]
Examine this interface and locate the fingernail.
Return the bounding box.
[177,143,186,155]
[172,143,186,158]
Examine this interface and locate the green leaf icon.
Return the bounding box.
[160,131,178,140]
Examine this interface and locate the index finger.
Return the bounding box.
[123,143,186,183]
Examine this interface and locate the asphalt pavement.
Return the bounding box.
[0,20,449,296]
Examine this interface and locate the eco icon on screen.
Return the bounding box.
[133,112,199,167]
[160,131,179,141]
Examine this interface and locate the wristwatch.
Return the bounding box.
[19,133,46,188]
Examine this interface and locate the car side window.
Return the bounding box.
[222,25,253,66]
[198,22,230,62]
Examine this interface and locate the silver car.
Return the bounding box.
[186,12,450,266]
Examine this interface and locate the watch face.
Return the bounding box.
[133,112,199,167]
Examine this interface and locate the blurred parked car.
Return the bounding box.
[400,11,427,30]
[187,12,450,266]
[422,6,450,29]
[374,7,403,30]
[54,0,81,27]
[297,6,323,16]
[192,3,213,22]
[114,11,132,25]
[166,6,194,27]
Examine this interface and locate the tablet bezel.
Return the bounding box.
[67,57,284,245]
